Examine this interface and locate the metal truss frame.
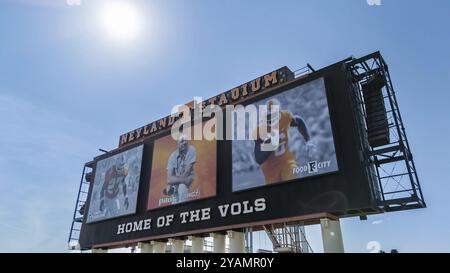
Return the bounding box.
[347,51,426,212]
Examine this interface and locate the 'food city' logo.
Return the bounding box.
[293,160,332,175]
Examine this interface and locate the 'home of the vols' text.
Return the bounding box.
[116,198,266,235]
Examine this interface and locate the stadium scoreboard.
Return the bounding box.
[79,59,382,249]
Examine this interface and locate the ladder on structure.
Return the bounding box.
[67,161,94,251]
[263,222,313,253]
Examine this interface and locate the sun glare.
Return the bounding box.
[100,1,142,42]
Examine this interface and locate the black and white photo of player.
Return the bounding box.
[87,145,143,223]
[164,134,196,204]
[232,77,338,191]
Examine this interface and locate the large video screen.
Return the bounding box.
[232,77,338,191]
[147,128,217,210]
[87,145,143,223]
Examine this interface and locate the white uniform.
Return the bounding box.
[167,145,196,204]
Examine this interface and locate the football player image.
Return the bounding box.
[164,134,196,204]
[253,98,316,184]
[99,155,129,217]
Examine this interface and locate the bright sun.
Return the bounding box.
[100,1,142,42]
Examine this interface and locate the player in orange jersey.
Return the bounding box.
[253,98,314,184]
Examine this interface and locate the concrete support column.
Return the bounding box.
[244,227,253,253]
[210,233,226,253]
[190,236,204,253]
[320,218,345,253]
[170,239,185,253]
[91,248,108,253]
[138,242,153,253]
[152,241,167,253]
[228,230,245,253]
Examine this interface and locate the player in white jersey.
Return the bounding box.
[164,134,196,204]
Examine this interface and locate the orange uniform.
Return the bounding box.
[253,111,299,184]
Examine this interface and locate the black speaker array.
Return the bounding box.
[362,73,390,147]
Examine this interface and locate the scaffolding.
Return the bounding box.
[67,161,94,251]
[347,51,426,212]
[263,222,313,253]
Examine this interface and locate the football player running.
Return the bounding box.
[253,98,316,184]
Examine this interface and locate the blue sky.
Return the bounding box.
[0,0,449,252]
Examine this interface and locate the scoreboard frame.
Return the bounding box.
[78,59,384,249]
